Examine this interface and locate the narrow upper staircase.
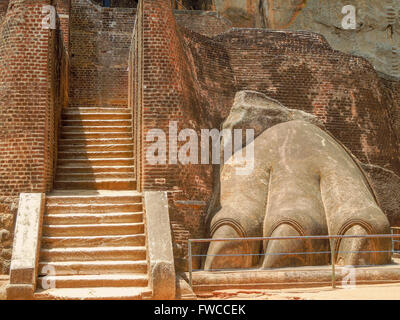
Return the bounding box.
[35,107,151,300]
[55,107,136,191]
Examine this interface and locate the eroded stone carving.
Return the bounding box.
[205,91,392,270]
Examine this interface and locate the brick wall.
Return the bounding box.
[54,0,71,50]
[0,0,69,274]
[214,29,400,175]
[381,76,400,143]
[69,0,136,108]
[131,0,236,269]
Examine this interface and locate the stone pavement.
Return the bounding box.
[199,283,400,300]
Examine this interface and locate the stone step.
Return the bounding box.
[40,246,146,261]
[42,223,144,237]
[44,212,143,225]
[41,234,146,248]
[36,274,148,289]
[64,107,131,114]
[58,158,134,166]
[62,126,131,133]
[38,260,147,276]
[59,138,133,146]
[46,193,142,205]
[54,178,137,190]
[46,203,142,214]
[57,165,134,174]
[61,132,132,139]
[60,144,134,152]
[63,113,132,121]
[62,120,132,127]
[58,151,134,159]
[56,172,135,181]
[34,287,151,300]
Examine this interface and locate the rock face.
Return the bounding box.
[283,0,400,78]
[205,92,392,270]
[214,0,262,28]
[214,0,400,78]
[0,0,8,23]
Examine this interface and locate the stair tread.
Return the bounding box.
[55,178,136,182]
[59,150,133,153]
[42,234,145,240]
[44,222,144,227]
[38,274,148,280]
[63,120,132,123]
[57,165,135,174]
[45,211,143,216]
[64,108,131,113]
[41,246,146,252]
[59,158,135,161]
[57,165,134,168]
[55,175,135,181]
[47,190,141,197]
[60,139,133,142]
[60,144,134,147]
[34,287,151,300]
[39,260,147,266]
[62,126,132,129]
[46,203,141,207]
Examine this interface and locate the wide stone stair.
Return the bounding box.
[34,107,151,300]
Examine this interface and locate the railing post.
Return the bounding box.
[330,238,336,289]
[391,228,394,255]
[188,240,193,288]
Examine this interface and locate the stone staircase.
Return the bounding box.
[34,107,151,300]
[55,107,136,191]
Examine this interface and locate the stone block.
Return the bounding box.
[6,284,34,300]
[9,193,44,287]
[144,191,176,300]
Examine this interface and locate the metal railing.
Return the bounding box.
[188,229,400,289]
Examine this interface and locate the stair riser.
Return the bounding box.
[62,120,132,127]
[58,151,134,159]
[54,180,137,190]
[38,263,147,276]
[41,235,145,248]
[46,196,142,205]
[43,224,144,237]
[56,173,135,180]
[61,133,132,139]
[62,127,131,133]
[57,167,134,175]
[46,204,142,214]
[60,145,134,152]
[58,159,134,166]
[37,278,148,289]
[44,213,143,225]
[64,108,130,114]
[40,250,146,262]
[59,139,133,146]
[63,114,131,121]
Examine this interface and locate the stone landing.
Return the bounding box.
[188,258,400,294]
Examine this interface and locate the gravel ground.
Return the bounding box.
[198,283,400,300]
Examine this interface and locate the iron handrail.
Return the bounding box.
[187,229,400,289]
